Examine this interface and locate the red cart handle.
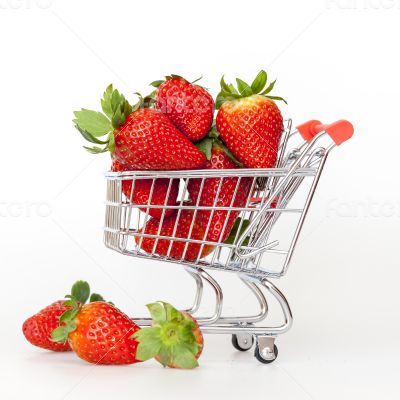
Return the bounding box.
[296,119,354,145]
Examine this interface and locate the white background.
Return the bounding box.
[1,0,399,399]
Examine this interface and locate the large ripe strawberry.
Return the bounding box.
[216,70,286,168]
[188,138,252,243]
[22,281,103,352]
[133,302,203,369]
[111,159,179,219]
[73,85,206,170]
[136,208,214,262]
[152,75,214,142]
[23,301,72,352]
[51,298,141,365]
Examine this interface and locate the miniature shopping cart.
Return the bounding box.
[103,119,354,363]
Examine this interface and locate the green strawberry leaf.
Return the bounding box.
[133,326,162,341]
[215,90,242,109]
[207,126,219,139]
[71,280,90,304]
[236,78,253,96]
[146,302,167,323]
[111,89,122,113]
[123,97,133,116]
[131,93,144,113]
[195,137,213,160]
[224,218,251,246]
[220,75,231,93]
[107,132,115,152]
[228,84,239,95]
[73,109,112,137]
[168,74,184,80]
[133,327,163,361]
[173,346,199,369]
[59,308,79,324]
[222,90,241,99]
[251,70,268,93]
[150,80,164,88]
[157,346,172,367]
[191,75,203,84]
[50,326,68,343]
[184,337,200,355]
[101,84,114,119]
[65,320,77,333]
[83,146,108,154]
[179,319,197,338]
[196,132,242,165]
[162,302,183,323]
[260,79,276,95]
[111,107,125,129]
[74,124,109,145]
[215,93,225,110]
[136,339,162,361]
[266,95,288,105]
[89,293,105,302]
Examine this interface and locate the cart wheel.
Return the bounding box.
[254,343,278,364]
[232,333,254,351]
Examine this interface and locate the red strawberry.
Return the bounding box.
[22,280,104,352]
[68,303,141,365]
[73,85,206,170]
[114,108,206,169]
[216,70,285,168]
[153,75,214,142]
[23,301,71,352]
[134,302,203,369]
[111,159,179,219]
[136,208,214,262]
[188,140,252,243]
[51,292,141,365]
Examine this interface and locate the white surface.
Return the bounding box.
[1,0,400,399]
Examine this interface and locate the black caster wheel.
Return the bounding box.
[254,343,278,364]
[231,333,254,351]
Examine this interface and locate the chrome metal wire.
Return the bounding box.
[104,121,334,279]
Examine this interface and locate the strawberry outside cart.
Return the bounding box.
[103,119,353,364]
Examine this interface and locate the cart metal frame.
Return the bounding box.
[103,118,353,363]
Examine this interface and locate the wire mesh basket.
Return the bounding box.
[104,119,352,278]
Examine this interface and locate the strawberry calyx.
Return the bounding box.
[224,217,251,246]
[216,69,287,109]
[73,85,144,154]
[150,74,203,89]
[195,126,243,167]
[146,74,205,105]
[133,302,201,369]
[50,280,106,343]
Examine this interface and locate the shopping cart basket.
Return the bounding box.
[104,118,354,363]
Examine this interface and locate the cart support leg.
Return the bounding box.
[185,267,224,325]
[183,268,203,314]
[201,276,293,335]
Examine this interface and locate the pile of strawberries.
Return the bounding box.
[23,72,286,369]
[74,70,286,261]
[23,281,203,369]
